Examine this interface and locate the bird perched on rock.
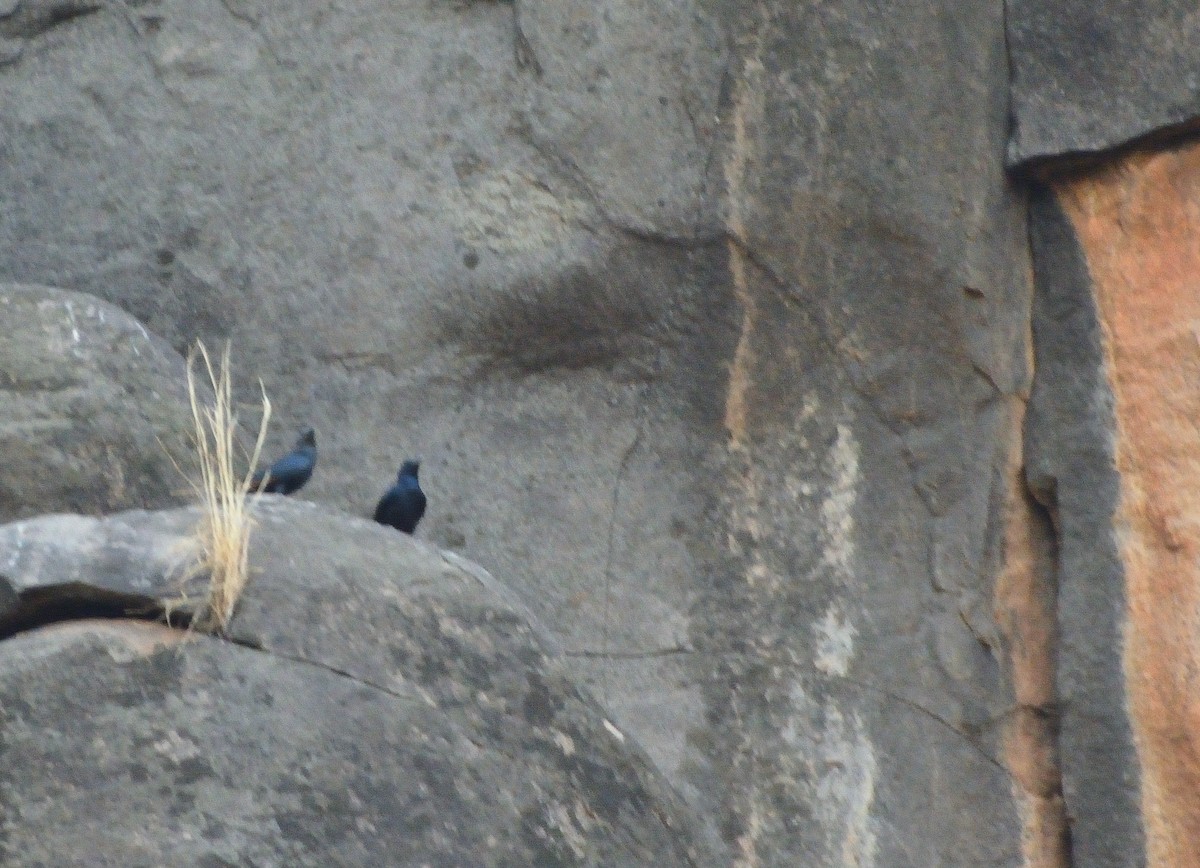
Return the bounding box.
[249,429,317,495]
[374,459,426,534]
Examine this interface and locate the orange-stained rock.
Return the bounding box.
[1057,142,1200,866]
[996,399,1067,867]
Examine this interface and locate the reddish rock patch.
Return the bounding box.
[1057,143,1200,865]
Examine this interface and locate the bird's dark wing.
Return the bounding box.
[248,449,315,494]
[374,485,426,532]
[373,489,399,523]
[269,452,314,480]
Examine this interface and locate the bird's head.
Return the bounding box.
[399,459,421,480]
[297,429,317,448]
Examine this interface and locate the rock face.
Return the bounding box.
[2,2,1033,861]
[1007,0,1200,166]
[1027,142,1200,867]
[0,284,197,523]
[1026,188,1139,867]
[708,3,1032,864]
[3,0,1200,863]
[0,501,710,866]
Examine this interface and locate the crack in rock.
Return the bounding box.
[0,579,190,640]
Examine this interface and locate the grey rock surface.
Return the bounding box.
[0,501,710,866]
[687,1,1031,863]
[1025,187,1144,866]
[0,283,197,523]
[1007,0,1200,166]
[0,0,1057,861]
[0,0,741,852]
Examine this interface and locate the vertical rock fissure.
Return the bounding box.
[992,184,1073,867]
[1006,449,1072,868]
[1000,0,1018,161]
[995,384,1069,868]
[598,396,646,705]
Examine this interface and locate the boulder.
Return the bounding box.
[0,284,198,523]
[0,500,710,865]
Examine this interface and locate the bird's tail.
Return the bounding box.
[247,470,268,493]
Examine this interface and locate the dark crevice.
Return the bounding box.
[598,379,650,704]
[225,631,264,651]
[1023,470,1073,868]
[0,0,101,41]
[1018,184,1072,865]
[834,673,1013,777]
[1000,0,1018,165]
[510,0,542,76]
[0,581,192,641]
[0,578,423,708]
[564,646,695,660]
[222,629,427,707]
[1010,114,1200,182]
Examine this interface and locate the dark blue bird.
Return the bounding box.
[249,429,317,495]
[374,460,426,534]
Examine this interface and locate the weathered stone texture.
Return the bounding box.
[1054,143,1200,866]
[0,6,737,853]
[0,283,196,523]
[684,0,1036,862]
[0,0,1061,863]
[996,403,1067,867]
[1007,0,1200,166]
[1025,187,1143,867]
[1025,143,1200,862]
[0,501,711,866]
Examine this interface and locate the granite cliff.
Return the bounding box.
[3,0,1199,864]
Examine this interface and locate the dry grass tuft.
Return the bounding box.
[183,341,271,634]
